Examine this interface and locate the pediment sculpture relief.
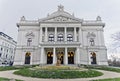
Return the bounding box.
[45,16,78,22]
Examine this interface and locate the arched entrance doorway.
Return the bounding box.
[68,52,74,64]
[57,52,64,64]
[47,52,53,64]
[91,52,97,64]
[25,52,31,64]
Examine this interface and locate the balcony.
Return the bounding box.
[40,41,81,46]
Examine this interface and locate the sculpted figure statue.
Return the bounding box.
[56,54,61,66]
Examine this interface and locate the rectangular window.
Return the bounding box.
[48,37,54,42]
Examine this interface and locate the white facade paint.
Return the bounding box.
[14,5,108,65]
[0,32,16,65]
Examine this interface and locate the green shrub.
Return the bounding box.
[34,65,80,70]
[0,66,17,71]
[0,77,23,81]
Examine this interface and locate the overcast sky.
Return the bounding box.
[0,0,120,57]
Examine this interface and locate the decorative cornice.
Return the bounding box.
[82,21,105,27]
[17,6,105,28]
[17,21,39,27]
[40,42,81,47]
[39,15,82,23]
[0,36,17,45]
[40,21,82,23]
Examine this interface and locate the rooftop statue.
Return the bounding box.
[58,5,64,11]
[20,16,25,21]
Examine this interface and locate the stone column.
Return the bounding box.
[45,27,48,42]
[78,28,80,42]
[101,30,105,46]
[74,27,77,41]
[39,27,43,43]
[53,47,56,64]
[40,47,44,64]
[64,27,67,41]
[76,47,80,64]
[64,47,68,65]
[79,28,82,46]
[55,27,57,42]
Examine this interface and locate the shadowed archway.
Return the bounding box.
[25,52,31,64]
[68,52,74,64]
[91,52,97,64]
[47,52,53,64]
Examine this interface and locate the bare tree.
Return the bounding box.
[108,55,120,67]
[111,32,120,48]
[109,32,120,67]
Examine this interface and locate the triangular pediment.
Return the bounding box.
[39,5,82,23]
[39,15,81,22]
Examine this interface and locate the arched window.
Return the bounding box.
[57,34,64,42]
[67,34,73,42]
[27,38,32,46]
[48,34,54,42]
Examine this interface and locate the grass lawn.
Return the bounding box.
[34,65,81,70]
[0,65,38,71]
[84,65,120,73]
[0,77,23,81]
[0,66,17,71]
[91,78,120,81]
[14,68,103,79]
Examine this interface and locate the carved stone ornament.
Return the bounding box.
[96,16,101,21]
[58,5,64,11]
[90,38,95,46]
[25,31,35,38]
[20,16,25,21]
[87,32,96,38]
[45,16,77,22]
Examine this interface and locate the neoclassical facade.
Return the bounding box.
[14,5,108,65]
[0,32,16,65]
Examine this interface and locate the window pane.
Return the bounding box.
[49,34,54,42]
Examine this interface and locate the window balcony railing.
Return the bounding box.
[41,41,80,45]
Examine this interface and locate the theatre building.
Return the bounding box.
[14,5,108,65]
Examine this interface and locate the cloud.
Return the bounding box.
[0,0,120,57]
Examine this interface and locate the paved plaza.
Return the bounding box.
[0,70,120,81]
